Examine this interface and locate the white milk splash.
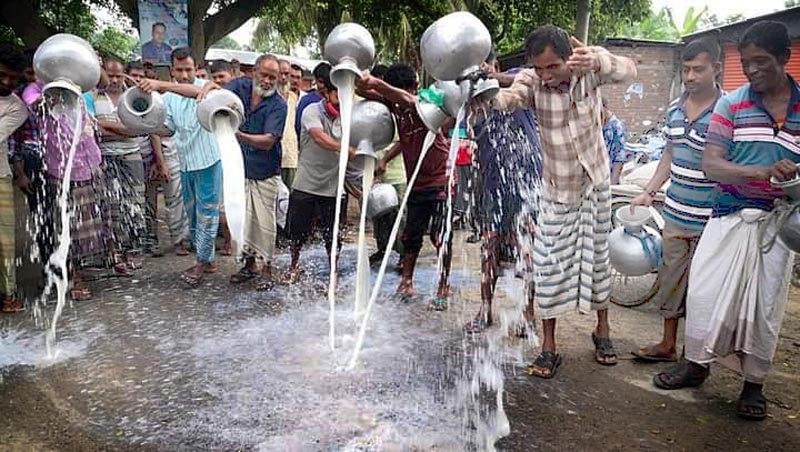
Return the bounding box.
[211,114,246,257]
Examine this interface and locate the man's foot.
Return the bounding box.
[1,297,25,313]
[149,243,164,258]
[369,251,384,266]
[229,266,257,284]
[256,275,276,291]
[221,241,232,256]
[70,286,92,301]
[466,233,481,244]
[653,360,709,390]
[280,267,303,285]
[528,351,562,379]
[181,266,203,288]
[632,344,678,362]
[125,256,143,270]
[737,382,768,421]
[592,332,618,365]
[175,242,190,256]
[428,296,449,311]
[395,280,414,303]
[464,316,489,334]
[202,262,219,274]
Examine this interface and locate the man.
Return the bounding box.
[142,22,173,65]
[295,63,331,138]
[278,61,300,189]
[210,60,235,86]
[92,56,149,271]
[0,44,28,312]
[289,64,304,97]
[217,54,287,290]
[466,54,543,334]
[490,25,636,377]
[602,101,629,184]
[138,47,222,287]
[196,65,209,80]
[357,63,453,310]
[653,21,800,421]
[282,70,353,284]
[629,39,723,362]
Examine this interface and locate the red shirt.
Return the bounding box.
[390,102,451,191]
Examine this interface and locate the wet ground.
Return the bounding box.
[2,219,800,451]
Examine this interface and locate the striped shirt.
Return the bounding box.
[92,92,149,157]
[706,77,800,216]
[163,78,221,173]
[662,90,722,231]
[493,47,637,204]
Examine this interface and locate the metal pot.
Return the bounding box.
[608,207,662,276]
[420,12,492,82]
[779,206,800,253]
[196,89,245,132]
[416,101,448,134]
[415,81,469,133]
[472,78,499,103]
[34,33,101,94]
[117,87,167,134]
[323,23,375,89]
[367,183,399,219]
[350,100,395,151]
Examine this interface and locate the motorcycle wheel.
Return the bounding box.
[609,198,660,308]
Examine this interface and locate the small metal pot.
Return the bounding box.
[608,207,663,276]
[323,23,375,89]
[34,33,101,94]
[117,87,167,134]
[420,12,492,82]
[196,89,245,132]
[367,183,399,219]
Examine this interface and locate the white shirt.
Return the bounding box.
[0,94,29,178]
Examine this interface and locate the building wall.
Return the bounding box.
[600,44,680,135]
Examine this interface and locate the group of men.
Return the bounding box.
[1,19,798,421]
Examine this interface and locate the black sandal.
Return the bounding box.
[592,332,618,366]
[229,267,257,284]
[255,276,275,292]
[736,384,768,421]
[528,351,562,379]
[652,360,709,390]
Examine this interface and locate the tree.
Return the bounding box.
[211,35,242,50]
[620,5,709,41]
[92,26,139,60]
[0,0,101,49]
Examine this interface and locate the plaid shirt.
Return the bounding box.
[493,47,637,204]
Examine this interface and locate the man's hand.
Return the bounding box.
[376,158,388,176]
[151,161,170,181]
[356,72,382,92]
[566,37,600,74]
[15,174,33,195]
[197,81,221,101]
[347,146,357,161]
[137,78,164,94]
[629,192,654,213]
[770,159,798,182]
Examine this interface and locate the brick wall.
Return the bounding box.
[601,44,680,135]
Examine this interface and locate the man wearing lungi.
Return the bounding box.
[653,21,800,421]
[630,39,724,362]
[490,25,637,378]
[222,54,287,291]
[138,48,223,288]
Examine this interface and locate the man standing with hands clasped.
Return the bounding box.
[489,25,636,378]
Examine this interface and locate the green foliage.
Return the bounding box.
[620,5,710,41]
[91,26,138,61]
[211,36,242,51]
[39,0,98,39]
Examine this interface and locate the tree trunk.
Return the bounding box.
[188,1,208,64]
[576,0,592,44]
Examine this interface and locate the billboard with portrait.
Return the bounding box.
[138,0,189,66]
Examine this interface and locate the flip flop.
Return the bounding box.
[631,346,678,363]
[736,390,768,421]
[229,267,257,284]
[181,269,203,288]
[653,360,709,390]
[528,351,562,379]
[429,297,449,311]
[255,276,276,292]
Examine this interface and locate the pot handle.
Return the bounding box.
[624,229,662,269]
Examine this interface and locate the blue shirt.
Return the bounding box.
[662,90,722,231]
[163,78,220,173]
[295,89,323,137]
[603,114,629,164]
[141,41,173,66]
[225,77,287,180]
[706,77,800,216]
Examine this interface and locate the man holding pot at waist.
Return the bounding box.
[652,21,800,422]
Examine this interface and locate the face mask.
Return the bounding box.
[324,100,340,118]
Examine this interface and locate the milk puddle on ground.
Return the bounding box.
[212,114,246,256]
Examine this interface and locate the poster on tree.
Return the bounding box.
[138,0,189,66]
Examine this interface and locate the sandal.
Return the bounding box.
[220,243,232,256]
[181,268,203,288]
[203,262,219,274]
[631,345,678,363]
[463,318,488,334]
[229,267,257,284]
[175,243,190,256]
[112,263,133,277]
[736,386,768,421]
[592,332,618,366]
[2,298,25,313]
[429,297,449,311]
[70,287,92,301]
[652,360,709,390]
[255,276,275,292]
[528,351,562,379]
[280,268,303,285]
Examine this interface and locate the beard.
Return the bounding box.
[106,83,125,94]
[254,84,275,98]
